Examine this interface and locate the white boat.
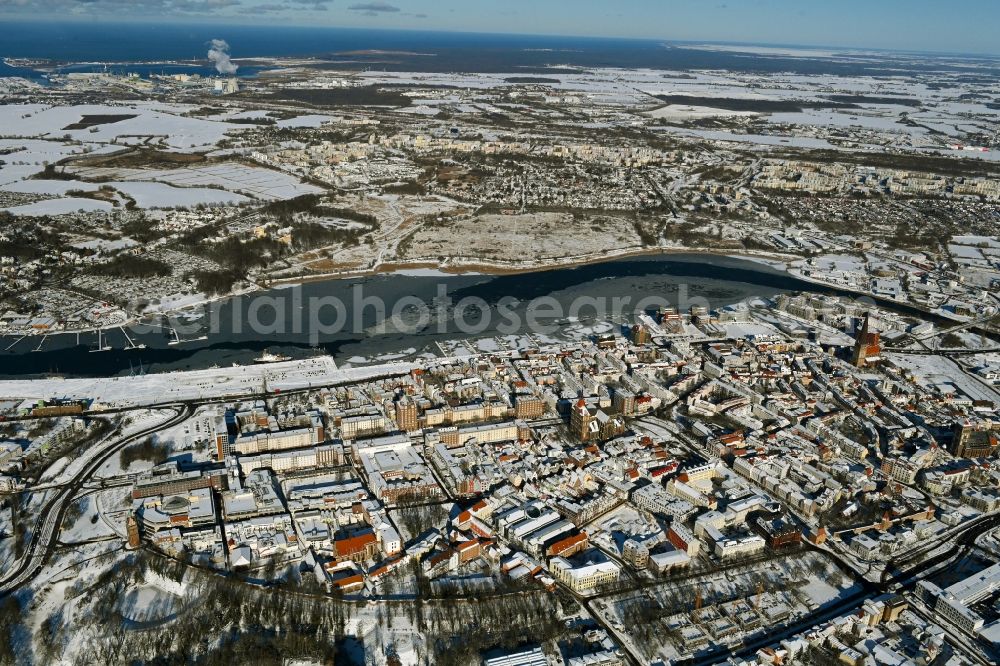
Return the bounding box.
[253,349,292,364]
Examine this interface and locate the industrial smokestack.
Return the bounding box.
[207,39,238,75]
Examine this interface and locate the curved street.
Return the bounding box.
[0,404,191,597]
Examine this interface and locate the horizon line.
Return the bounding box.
[1,17,999,60]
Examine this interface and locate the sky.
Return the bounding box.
[0,0,998,56]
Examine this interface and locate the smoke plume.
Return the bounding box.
[207,39,238,75]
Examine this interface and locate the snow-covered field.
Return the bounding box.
[61,495,117,543]
[1,179,99,196]
[276,114,334,128]
[70,162,322,201]
[119,584,182,624]
[2,197,113,215]
[355,65,999,157]
[108,181,252,208]
[0,102,236,151]
[0,101,319,213]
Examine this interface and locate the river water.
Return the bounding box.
[0,254,830,378]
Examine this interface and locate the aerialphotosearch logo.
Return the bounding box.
[137,282,717,345]
[127,285,885,346]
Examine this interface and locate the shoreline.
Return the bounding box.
[266,245,800,286]
[5,245,986,345]
[2,245,997,380]
[0,246,797,342]
[0,241,984,344]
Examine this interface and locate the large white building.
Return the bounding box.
[550,557,620,593]
[919,561,1000,636]
[237,442,345,474]
[340,413,387,439]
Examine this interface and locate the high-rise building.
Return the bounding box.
[214,415,231,461]
[126,514,142,549]
[395,398,418,432]
[613,388,636,416]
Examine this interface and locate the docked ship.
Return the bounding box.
[253,349,292,364]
